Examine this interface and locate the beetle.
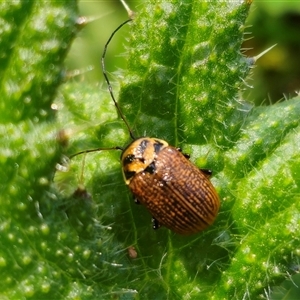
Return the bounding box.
[71,17,220,235]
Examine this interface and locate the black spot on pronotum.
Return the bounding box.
[145,161,156,174]
[154,140,164,154]
[139,139,149,154]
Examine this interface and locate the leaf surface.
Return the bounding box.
[1,1,300,299]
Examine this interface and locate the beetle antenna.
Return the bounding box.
[70,146,123,159]
[101,18,135,140]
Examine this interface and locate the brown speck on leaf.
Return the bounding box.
[128,246,137,259]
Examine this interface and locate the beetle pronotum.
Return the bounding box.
[71,5,220,235]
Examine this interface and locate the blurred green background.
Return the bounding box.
[66,0,300,106]
[65,1,300,298]
[65,0,143,84]
[243,1,300,105]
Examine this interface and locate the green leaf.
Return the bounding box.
[1,0,300,299]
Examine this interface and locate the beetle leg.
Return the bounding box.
[201,169,212,178]
[177,148,211,177]
[134,197,140,204]
[152,217,161,230]
[183,153,190,159]
[177,148,213,176]
[176,148,190,159]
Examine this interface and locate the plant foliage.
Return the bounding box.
[1,1,300,299]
